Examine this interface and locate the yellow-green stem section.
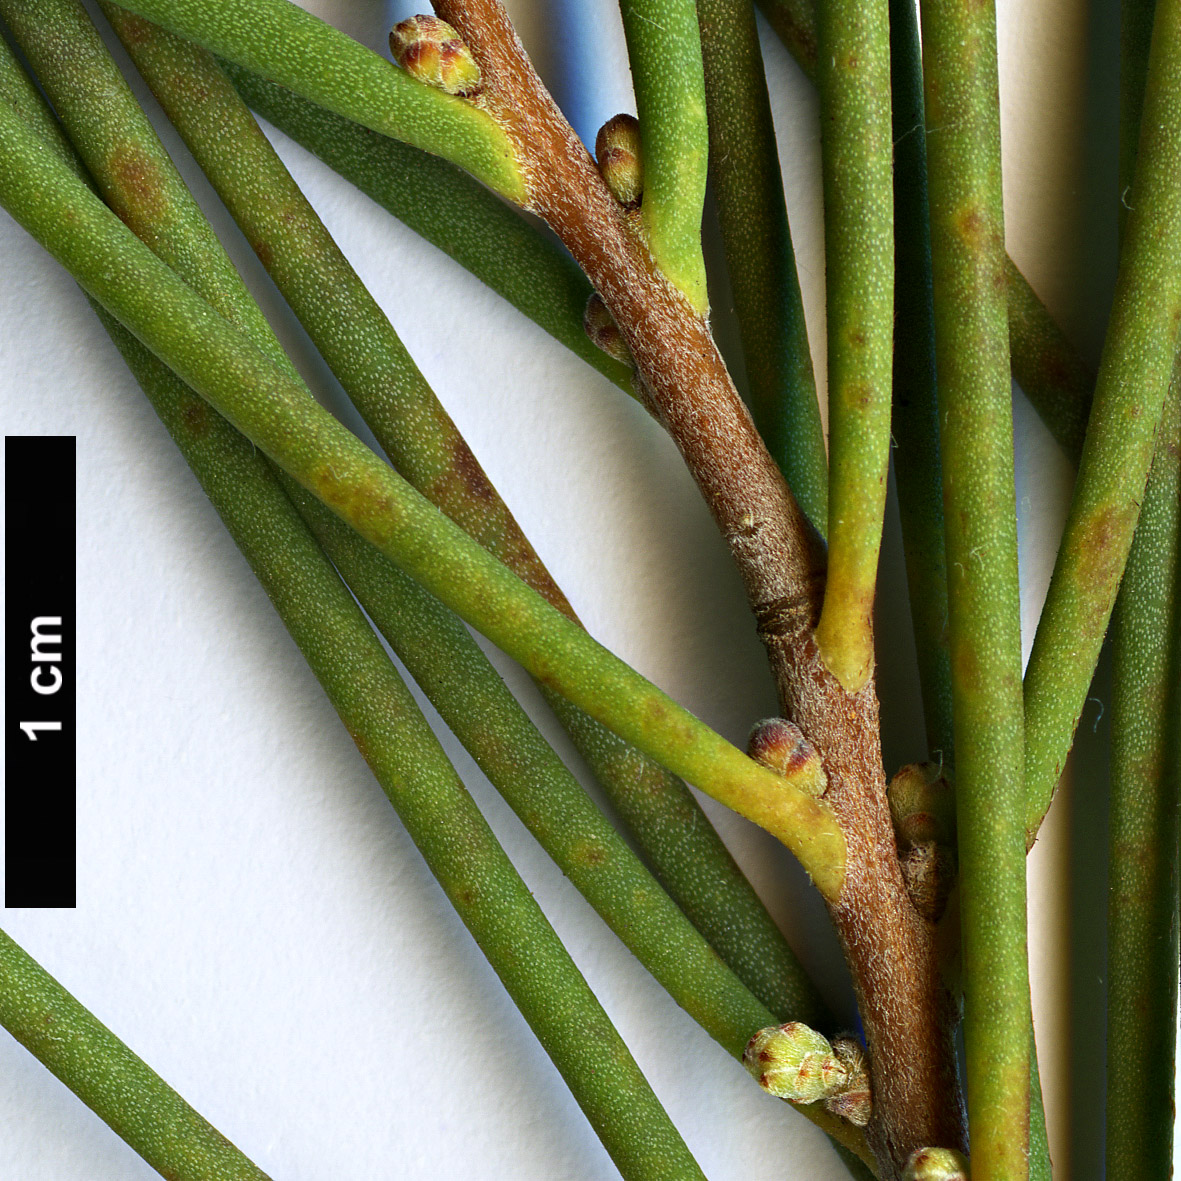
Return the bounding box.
[617,0,709,309]
[812,0,894,692]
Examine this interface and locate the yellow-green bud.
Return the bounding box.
[595,113,643,207]
[583,293,633,366]
[903,1147,969,1181]
[888,762,956,848]
[747,718,827,797]
[823,1035,872,1127]
[743,1022,847,1103]
[389,15,482,97]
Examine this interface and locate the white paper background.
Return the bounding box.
[0,0,1170,1177]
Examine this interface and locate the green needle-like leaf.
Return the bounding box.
[287,483,833,1047]
[1024,0,1181,839]
[889,11,1051,1167]
[921,0,1031,1172]
[0,928,273,1181]
[1105,375,1181,1180]
[1105,1,1181,1170]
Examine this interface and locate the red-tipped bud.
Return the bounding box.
[584,293,633,366]
[595,113,643,206]
[747,718,826,797]
[390,15,482,97]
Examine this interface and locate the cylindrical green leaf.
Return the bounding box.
[1005,259,1092,463]
[1105,2,1181,1169]
[1105,373,1181,1181]
[0,928,273,1181]
[0,0,291,375]
[921,0,1031,1173]
[1024,0,1181,837]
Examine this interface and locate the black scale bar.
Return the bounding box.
[5,436,76,907]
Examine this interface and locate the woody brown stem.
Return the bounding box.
[431,0,965,1171]
[784,639,966,1175]
[435,0,824,660]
